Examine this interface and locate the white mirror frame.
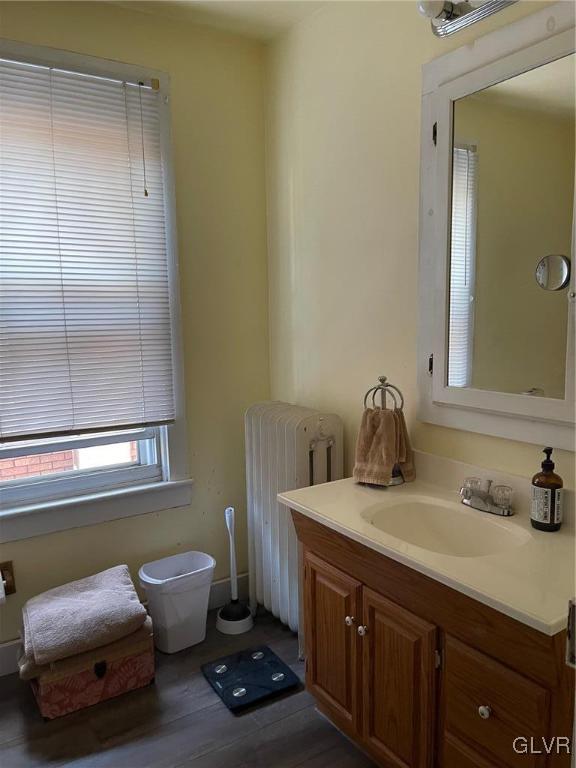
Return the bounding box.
[418,2,575,451]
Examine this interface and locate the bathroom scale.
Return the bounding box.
[201,645,301,713]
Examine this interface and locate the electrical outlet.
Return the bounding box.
[0,561,15,595]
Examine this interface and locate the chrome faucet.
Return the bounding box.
[459,478,514,517]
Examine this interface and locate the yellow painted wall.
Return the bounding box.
[1,0,574,645]
[0,1,269,641]
[265,0,575,486]
[454,96,573,398]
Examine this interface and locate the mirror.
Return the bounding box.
[447,54,574,400]
[535,254,571,291]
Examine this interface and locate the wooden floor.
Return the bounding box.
[0,611,374,768]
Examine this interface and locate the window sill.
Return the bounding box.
[0,479,194,543]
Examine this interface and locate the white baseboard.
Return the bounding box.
[0,639,20,677]
[0,572,250,677]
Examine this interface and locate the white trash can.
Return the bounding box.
[139,551,216,653]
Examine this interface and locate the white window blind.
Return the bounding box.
[0,58,175,441]
[448,145,477,388]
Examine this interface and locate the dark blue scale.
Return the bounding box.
[201,645,300,713]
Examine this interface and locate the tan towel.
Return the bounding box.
[395,408,415,482]
[22,565,147,666]
[18,616,153,681]
[353,408,398,485]
[353,407,416,486]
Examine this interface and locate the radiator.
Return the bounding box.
[245,402,343,632]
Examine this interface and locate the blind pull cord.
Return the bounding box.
[138,81,149,197]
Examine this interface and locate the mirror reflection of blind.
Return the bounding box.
[0,58,175,441]
[448,145,477,387]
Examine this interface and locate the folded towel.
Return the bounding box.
[22,565,147,666]
[353,407,416,486]
[353,408,397,485]
[18,616,153,681]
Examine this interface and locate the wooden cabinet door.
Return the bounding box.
[361,588,437,768]
[304,550,362,732]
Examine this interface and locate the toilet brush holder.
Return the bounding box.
[216,506,253,635]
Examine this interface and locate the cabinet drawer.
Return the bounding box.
[444,636,550,768]
[444,733,498,768]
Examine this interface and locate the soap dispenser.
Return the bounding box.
[530,447,563,532]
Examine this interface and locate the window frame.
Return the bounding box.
[0,39,191,543]
[0,428,163,507]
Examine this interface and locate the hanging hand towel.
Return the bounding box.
[353,407,398,486]
[394,408,416,482]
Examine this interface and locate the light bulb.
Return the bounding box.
[417,0,448,19]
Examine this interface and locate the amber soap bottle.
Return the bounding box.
[530,447,563,532]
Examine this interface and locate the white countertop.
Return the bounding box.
[279,476,576,636]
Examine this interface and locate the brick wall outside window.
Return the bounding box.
[0,442,139,483]
[0,450,76,481]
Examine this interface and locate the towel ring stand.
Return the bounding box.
[361,375,405,487]
[363,376,405,411]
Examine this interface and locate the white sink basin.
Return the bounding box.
[279,477,573,633]
[362,496,531,557]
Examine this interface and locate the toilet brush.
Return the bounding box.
[216,506,254,635]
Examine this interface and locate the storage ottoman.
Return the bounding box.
[22,617,154,719]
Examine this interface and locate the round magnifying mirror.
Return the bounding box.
[535,254,571,291]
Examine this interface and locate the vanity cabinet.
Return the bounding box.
[294,511,574,768]
[304,550,437,768]
[304,551,437,766]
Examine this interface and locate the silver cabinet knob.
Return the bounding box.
[357,625,368,636]
[478,705,492,719]
[344,616,355,626]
